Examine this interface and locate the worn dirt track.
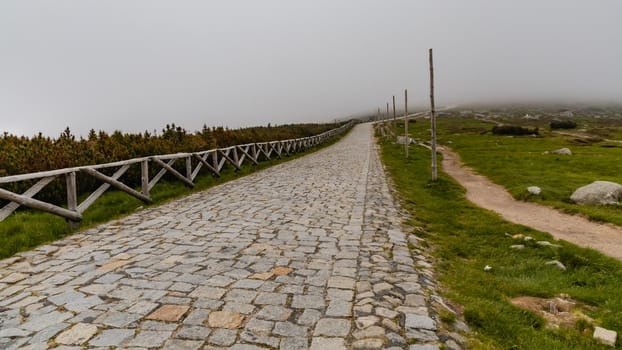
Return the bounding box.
[440,147,622,260]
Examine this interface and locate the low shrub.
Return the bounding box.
[550,120,577,129]
[492,125,539,135]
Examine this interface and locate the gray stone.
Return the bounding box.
[405,314,437,331]
[594,326,617,347]
[352,338,385,349]
[326,300,352,317]
[162,339,204,350]
[280,337,308,350]
[176,325,211,340]
[298,308,322,326]
[313,318,351,336]
[21,311,72,331]
[127,330,172,347]
[274,321,308,337]
[291,294,325,309]
[89,329,134,347]
[552,147,572,155]
[55,323,98,345]
[409,345,440,350]
[255,292,287,305]
[209,329,238,346]
[310,337,346,350]
[256,305,293,321]
[527,186,541,195]
[571,181,622,205]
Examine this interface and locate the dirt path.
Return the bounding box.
[440,147,622,260]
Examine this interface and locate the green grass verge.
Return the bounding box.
[393,116,622,226]
[0,131,350,259]
[379,136,622,349]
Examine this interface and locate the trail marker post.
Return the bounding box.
[429,48,438,181]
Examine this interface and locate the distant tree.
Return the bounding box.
[550,120,577,129]
[492,125,539,135]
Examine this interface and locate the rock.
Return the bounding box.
[483,265,492,271]
[552,148,572,155]
[594,326,617,347]
[537,241,561,248]
[571,181,622,205]
[510,245,525,250]
[527,186,541,195]
[545,260,567,271]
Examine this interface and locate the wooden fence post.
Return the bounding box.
[141,159,150,198]
[66,171,79,229]
[429,48,438,181]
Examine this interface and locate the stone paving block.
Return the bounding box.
[254,292,287,305]
[55,323,98,345]
[405,314,437,331]
[176,325,211,340]
[162,339,204,350]
[21,311,72,331]
[313,318,351,337]
[208,310,244,328]
[310,337,347,350]
[291,294,325,309]
[127,330,173,348]
[89,329,134,347]
[189,286,226,299]
[209,328,238,346]
[256,305,293,321]
[147,304,190,322]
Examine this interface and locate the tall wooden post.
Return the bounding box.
[429,48,438,181]
[392,95,397,142]
[404,89,409,158]
[377,107,380,122]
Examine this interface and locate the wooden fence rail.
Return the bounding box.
[0,121,354,227]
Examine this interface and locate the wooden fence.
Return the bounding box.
[0,121,353,227]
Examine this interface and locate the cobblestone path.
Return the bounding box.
[0,124,445,350]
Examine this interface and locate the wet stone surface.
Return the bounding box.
[0,124,454,349]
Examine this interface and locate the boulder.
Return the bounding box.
[527,186,541,195]
[594,326,617,347]
[570,181,622,205]
[552,148,572,155]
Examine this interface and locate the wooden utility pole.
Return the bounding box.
[404,89,408,158]
[429,48,438,181]
[392,95,397,142]
[386,102,390,133]
[377,107,380,122]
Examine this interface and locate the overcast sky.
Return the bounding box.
[1,1,621,137]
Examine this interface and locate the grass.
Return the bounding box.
[394,116,622,226]
[379,136,622,349]
[0,131,349,259]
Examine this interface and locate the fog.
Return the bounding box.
[1,0,621,137]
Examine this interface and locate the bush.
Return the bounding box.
[550,120,577,129]
[492,125,539,136]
